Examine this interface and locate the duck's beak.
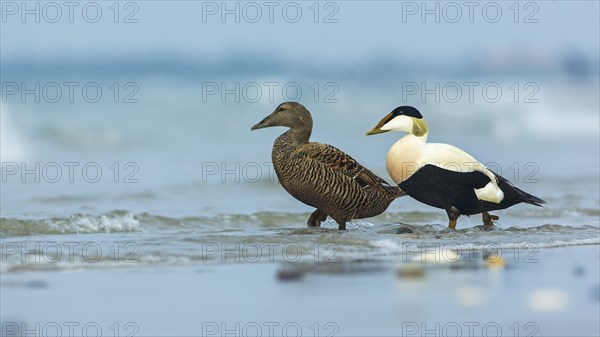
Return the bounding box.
[365,127,389,136]
[251,116,270,131]
[365,112,393,136]
[250,122,264,131]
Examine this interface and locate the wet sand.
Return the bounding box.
[2,245,598,336]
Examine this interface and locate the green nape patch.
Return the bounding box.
[412,118,428,137]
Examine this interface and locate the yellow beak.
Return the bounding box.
[365,112,394,136]
[365,127,389,136]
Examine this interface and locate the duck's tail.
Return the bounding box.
[496,175,546,207]
[514,186,546,207]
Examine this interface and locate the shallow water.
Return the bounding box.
[2,206,599,273]
[1,73,599,336]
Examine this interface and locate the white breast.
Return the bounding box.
[386,134,426,184]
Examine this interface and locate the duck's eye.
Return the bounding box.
[277,106,285,112]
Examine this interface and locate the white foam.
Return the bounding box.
[45,212,142,234]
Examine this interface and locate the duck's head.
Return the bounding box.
[366,106,428,137]
[251,102,313,131]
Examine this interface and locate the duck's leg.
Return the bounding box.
[336,220,347,230]
[307,209,328,227]
[446,207,461,230]
[482,211,499,230]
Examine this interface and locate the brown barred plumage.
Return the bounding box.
[251,102,404,230]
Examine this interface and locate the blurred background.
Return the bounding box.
[1,1,599,216]
[1,1,599,336]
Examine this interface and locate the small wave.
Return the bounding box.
[0,211,598,273]
[1,211,141,237]
[506,208,600,218]
[368,224,600,258]
[0,211,312,238]
[2,209,599,238]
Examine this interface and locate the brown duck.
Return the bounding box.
[251,102,403,230]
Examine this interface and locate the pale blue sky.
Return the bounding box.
[1,1,598,67]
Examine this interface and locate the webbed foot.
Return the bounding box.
[446,207,461,230]
[448,219,457,230]
[482,212,498,230]
[307,209,328,227]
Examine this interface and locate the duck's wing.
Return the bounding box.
[299,142,397,190]
[425,143,506,204]
[425,143,497,182]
